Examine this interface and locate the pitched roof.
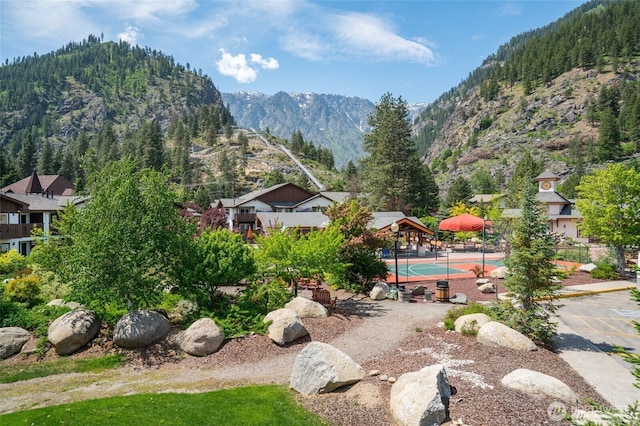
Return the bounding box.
[535,170,560,181]
[2,173,74,195]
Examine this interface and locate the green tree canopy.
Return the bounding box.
[186,228,256,306]
[360,93,427,213]
[576,163,640,272]
[66,158,192,312]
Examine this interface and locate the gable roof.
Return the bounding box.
[2,173,74,196]
[214,182,317,208]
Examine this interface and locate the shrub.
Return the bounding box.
[591,260,618,280]
[5,274,42,307]
[0,249,27,275]
[489,299,558,345]
[443,302,493,331]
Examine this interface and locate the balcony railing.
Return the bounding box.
[0,223,40,239]
[234,213,256,223]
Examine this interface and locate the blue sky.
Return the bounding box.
[1,0,586,103]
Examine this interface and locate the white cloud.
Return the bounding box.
[250,53,279,70]
[217,49,279,84]
[118,25,142,45]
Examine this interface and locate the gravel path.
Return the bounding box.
[0,296,449,415]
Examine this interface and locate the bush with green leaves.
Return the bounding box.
[0,249,27,275]
[4,274,42,307]
[443,302,494,331]
[489,299,558,345]
[591,260,618,280]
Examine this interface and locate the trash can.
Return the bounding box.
[436,280,449,302]
[424,288,432,302]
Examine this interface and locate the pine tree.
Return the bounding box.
[360,93,424,213]
[16,132,37,178]
[596,107,622,161]
[444,176,472,210]
[38,139,54,175]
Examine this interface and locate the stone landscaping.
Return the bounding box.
[0,274,615,424]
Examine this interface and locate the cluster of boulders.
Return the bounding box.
[289,340,456,424]
[285,313,582,425]
[0,295,332,360]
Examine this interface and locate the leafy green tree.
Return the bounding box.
[187,229,256,305]
[325,200,388,293]
[359,93,426,213]
[576,164,640,273]
[500,181,559,344]
[254,226,343,289]
[65,158,192,312]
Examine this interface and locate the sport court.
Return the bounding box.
[385,252,505,282]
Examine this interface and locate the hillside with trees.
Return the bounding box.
[412,0,640,198]
[0,36,341,202]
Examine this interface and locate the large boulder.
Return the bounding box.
[502,368,579,403]
[0,327,30,359]
[370,281,390,300]
[177,318,225,357]
[477,321,537,351]
[390,364,452,426]
[263,308,308,345]
[48,309,101,355]
[113,310,171,349]
[290,342,365,395]
[285,296,328,318]
[454,313,492,334]
[490,267,508,279]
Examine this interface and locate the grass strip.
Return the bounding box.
[0,385,328,425]
[0,354,127,384]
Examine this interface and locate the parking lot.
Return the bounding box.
[558,289,640,372]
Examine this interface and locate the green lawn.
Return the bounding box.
[0,385,328,425]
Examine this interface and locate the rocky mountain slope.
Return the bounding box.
[222,91,375,168]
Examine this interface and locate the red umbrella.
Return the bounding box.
[438,213,491,232]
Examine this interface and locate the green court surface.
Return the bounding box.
[388,260,504,278]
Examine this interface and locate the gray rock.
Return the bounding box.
[477,321,537,351]
[48,309,101,355]
[113,310,171,349]
[177,318,225,357]
[0,327,30,359]
[478,282,496,293]
[390,364,452,426]
[449,293,468,304]
[502,368,579,403]
[370,281,390,300]
[490,267,508,279]
[290,342,365,395]
[454,313,492,334]
[263,308,308,345]
[476,278,490,285]
[285,296,328,318]
[578,263,597,272]
[411,286,427,296]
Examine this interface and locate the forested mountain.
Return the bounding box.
[0,36,343,199]
[221,91,375,168]
[413,0,640,196]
